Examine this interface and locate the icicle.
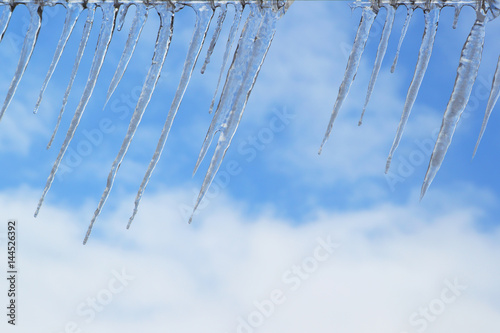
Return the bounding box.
[359,5,395,125]
[116,3,130,32]
[201,3,226,74]
[391,6,413,73]
[84,4,174,243]
[127,3,213,229]
[0,3,41,123]
[207,1,243,114]
[385,7,440,173]
[33,3,83,114]
[47,5,96,149]
[35,4,116,218]
[190,3,284,223]
[453,5,462,29]
[318,6,377,154]
[0,4,12,43]
[193,2,260,176]
[104,3,148,106]
[473,56,500,157]
[421,13,488,199]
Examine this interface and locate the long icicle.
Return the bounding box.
[385,7,440,173]
[0,4,12,43]
[193,2,260,176]
[104,3,148,107]
[473,55,500,157]
[359,5,396,125]
[33,3,83,114]
[421,13,488,199]
[0,3,41,123]
[35,4,117,218]
[127,3,213,229]
[47,5,96,149]
[207,1,243,114]
[200,3,226,74]
[391,6,413,73]
[190,3,284,223]
[84,5,174,243]
[319,6,377,154]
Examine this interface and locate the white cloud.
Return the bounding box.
[0,184,499,333]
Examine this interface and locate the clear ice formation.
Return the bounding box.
[386,6,440,173]
[391,6,412,73]
[421,11,488,198]
[319,5,376,154]
[359,5,395,125]
[0,0,497,242]
[0,3,41,122]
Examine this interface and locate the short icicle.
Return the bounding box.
[207,1,243,114]
[36,4,117,218]
[359,5,395,125]
[421,13,488,199]
[193,2,260,176]
[473,55,500,157]
[201,3,227,74]
[115,3,130,32]
[0,3,41,123]
[453,5,462,29]
[385,7,440,173]
[33,3,83,114]
[104,3,149,106]
[391,6,413,73]
[190,2,285,223]
[319,6,377,154]
[127,3,214,229]
[47,5,96,149]
[85,4,174,243]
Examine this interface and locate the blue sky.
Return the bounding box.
[1,1,500,332]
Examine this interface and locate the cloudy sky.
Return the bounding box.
[0,1,500,332]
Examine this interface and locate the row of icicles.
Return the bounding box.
[0,0,497,243]
[320,0,500,198]
[0,0,290,243]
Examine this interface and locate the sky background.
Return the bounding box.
[1,1,500,332]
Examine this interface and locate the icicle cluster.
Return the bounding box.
[319,0,500,200]
[0,0,498,243]
[0,0,291,243]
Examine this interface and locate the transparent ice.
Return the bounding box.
[0,0,497,243]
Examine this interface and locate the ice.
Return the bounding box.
[473,55,500,157]
[0,4,12,43]
[421,13,488,199]
[359,5,395,125]
[201,3,226,74]
[104,3,148,106]
[33,3,83,114]
[319,6,377,154]
[193,2,261,176]
[385,7,440,173]
[0,3,41,123]
[0,0,492,241]
[190,1,287,223]
[36,3,117,218]
[127,3,213,228]
[391,6,413,73]
[84,3,174,243]
[453,5,462,29]
[207,1,243,114]
[116,3,130,32]
[47,5,96,149]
